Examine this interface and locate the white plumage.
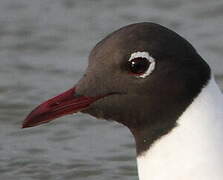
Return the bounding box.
[137,76,223,180]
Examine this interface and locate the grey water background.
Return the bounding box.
[0,0,223,179]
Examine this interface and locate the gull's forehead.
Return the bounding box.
[89,30,152,67]
[89,40,128,67]
[88,22,199,72]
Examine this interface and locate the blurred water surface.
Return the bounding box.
[0,0,223,180]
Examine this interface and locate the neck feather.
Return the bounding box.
[137,76,223,180]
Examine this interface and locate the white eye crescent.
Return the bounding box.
[128,51,156,78]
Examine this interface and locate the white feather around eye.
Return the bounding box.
[128,51,156,78]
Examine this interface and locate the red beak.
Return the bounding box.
[22,87,101,128]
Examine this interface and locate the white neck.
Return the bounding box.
[137,76,223,180]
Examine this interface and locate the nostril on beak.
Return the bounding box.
[73,93,83,98]
[50,102,60,107]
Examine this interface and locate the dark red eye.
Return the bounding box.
[127,57,150,75]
